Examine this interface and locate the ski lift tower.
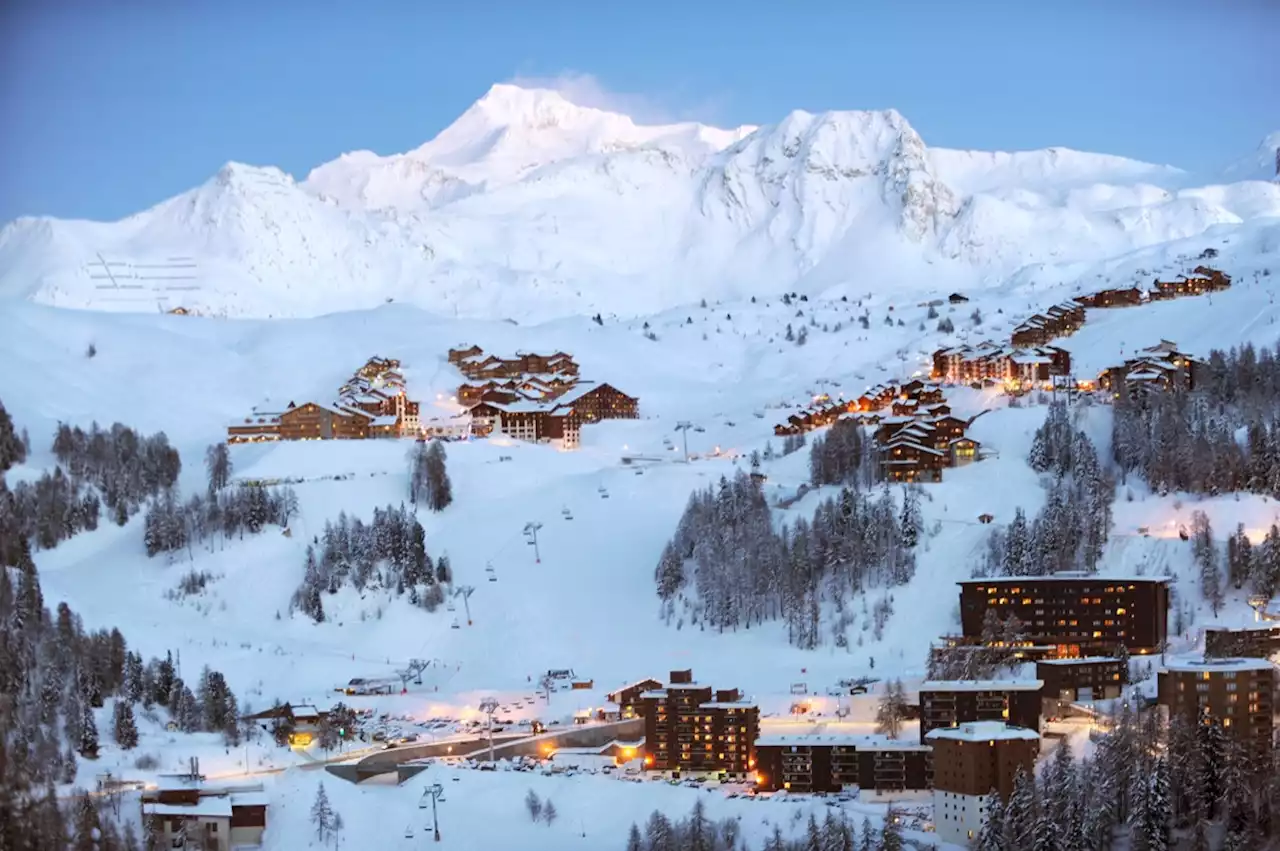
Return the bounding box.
[453,585,475,626]
[674,421,695,462]
[479,697,500,763]
[523,522,543,564]
[418,783,445,842]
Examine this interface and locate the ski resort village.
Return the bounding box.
[1,22,1280,850]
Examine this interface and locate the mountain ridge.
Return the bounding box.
[0,85,1276,321]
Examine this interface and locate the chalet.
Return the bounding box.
[1078,287,1143,308]
[276,402,371,441]
[891,397,920,416]
[1011,317,1052,348]
[553,382,639,421]
[1203,623,1280,659]
[607,679,664,718]
[1098,346,1202,396]
[447,344,484,365]
[491,400,582,450]
[898,380,926,398]
[880,438,947,483]
[141,780,268,850]
[949,437,980,466]
[948,293,970,304]
[227,410,284,444]
[466,401,504,437]
[930,415,969,444]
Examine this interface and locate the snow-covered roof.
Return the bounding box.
[1162,657,1277,674]
[959,574,1171,585]
[230,791,270,807]
[700,699,757,709]
[882,439,945,456]
[640,690,668,699]
[1036,656,1122,666]
[926,722,1040,743]
[755,733,929,751]
[143,799,234,818]
[919,679,1043,692]
[370,415,399,426]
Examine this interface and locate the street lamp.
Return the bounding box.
[523,522,543,564]
[419,783,446,842]
[479,697,500,763]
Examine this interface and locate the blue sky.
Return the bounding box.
[1,0,1276,223]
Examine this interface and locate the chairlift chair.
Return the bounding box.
[446,601,456,612]
[405,826,414,838]
[451,619,460,630]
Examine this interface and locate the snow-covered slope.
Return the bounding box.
[1,84,1277,321]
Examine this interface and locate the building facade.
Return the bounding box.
[141,782,268,850]
[917,681,1043,743]
[1204,623,1280,659]
[640,669,759,778]
[754,735,932,795]
[1036,657,1126,716]
[928,722,1040,848]
[1158,658,1275,753]
[958,575,1170,654]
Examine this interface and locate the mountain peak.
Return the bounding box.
[472,83,596,122]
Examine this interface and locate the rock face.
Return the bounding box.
[1,85,1276,321]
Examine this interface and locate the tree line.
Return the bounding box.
[290,504,449,623]
[1112,343,1280,497]
[976,701,1278,850]
[808,418,879,488]
[0,404,251,849]
[622,798,907,851]
[975,403,1113,577]
[0,411,183,556]
[655,471,920,649]
[408,440,453,512]
[143,482,298,559]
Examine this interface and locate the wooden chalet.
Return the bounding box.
[949,437,980,466]
[1098,343,1202,396]
[447,344,484,365]
[1151,267,1232,300]
[1078,287,1143,308]
[948,293,970,304]
[227,410,284,444]
[552,381,640,421]
[880,438,947,483]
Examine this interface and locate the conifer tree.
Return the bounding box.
[112,700,139,750]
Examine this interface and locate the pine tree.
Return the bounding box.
[310,782,334,843]
[525,789,543,821]
[204,443,232,496]
[625,823,643,851]
[880,805,904,851]
[542,799,557,826]
[78,702,99,759]
[977,789,1006,850]
[646,811,676,851]
[1005,766,1037,850]
[112,700,139,749]
[874,680,908,739]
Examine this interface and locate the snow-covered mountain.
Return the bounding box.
[1,83,1277,321]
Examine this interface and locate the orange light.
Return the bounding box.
[754,773,764,785]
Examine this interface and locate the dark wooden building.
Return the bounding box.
[1204,623,1280,659]
[1077,287,1143,308]
[958,575,1171,654]
[1158,658,1274,754]
[640,669,759,778]
[1036,657,1126,716]
[555,382,639,421]
[607,679,663,718]
[917,680,1043,743]
[754,735,932,795]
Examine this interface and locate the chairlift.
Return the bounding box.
[446,601,456,612]
[485,563,495,573]
[562,507,571,516]
[488,574,497,582]
[597,485,607,493]
[405,825,414,838]
[600,491,610,499]
[418,794,428,809]
[451,619,460,630]
[564,513,574,520]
